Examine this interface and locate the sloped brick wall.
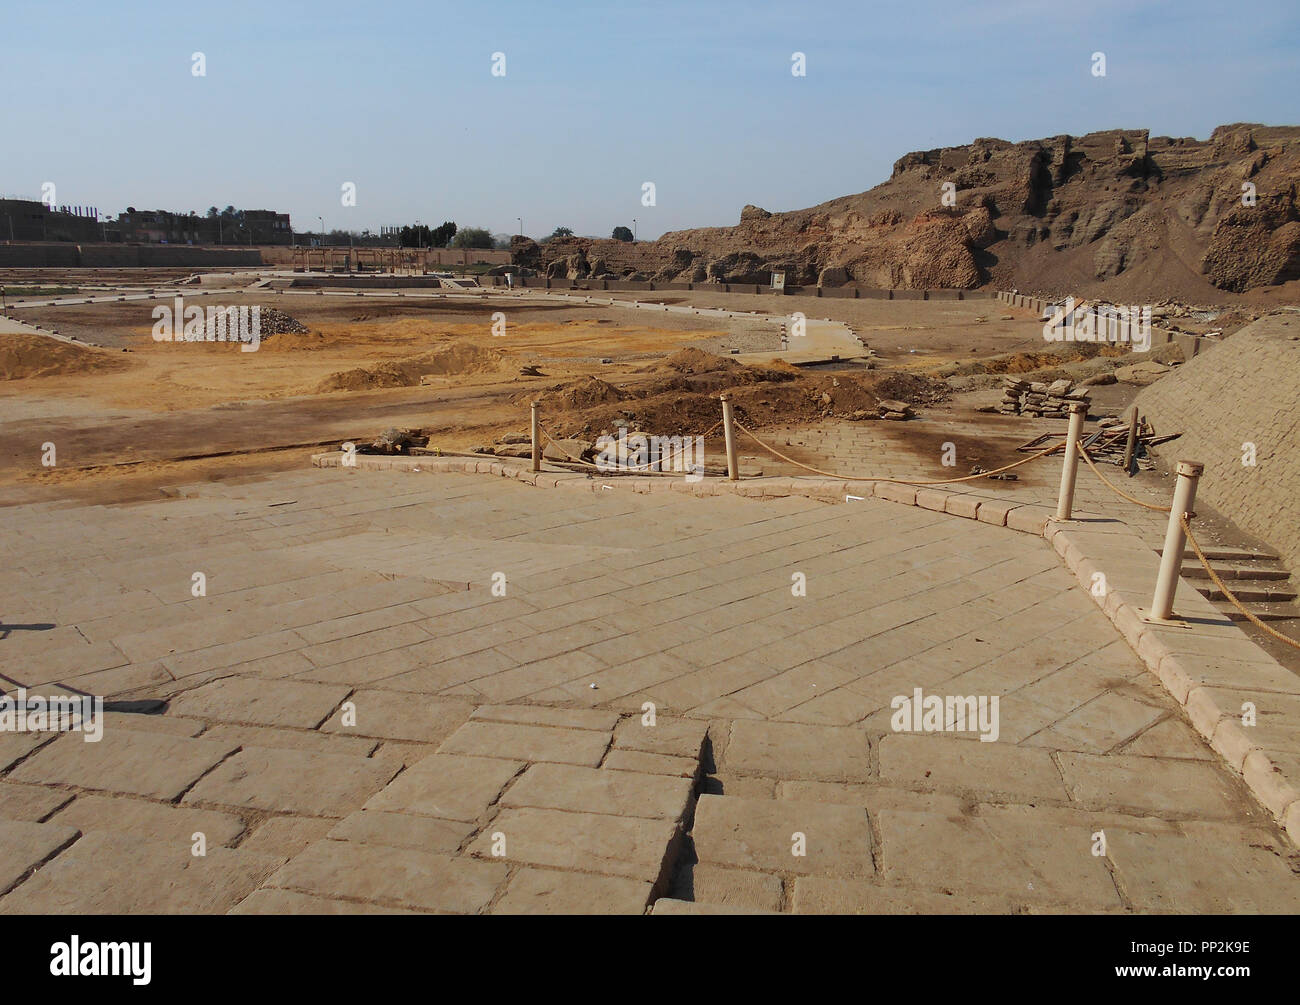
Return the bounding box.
[1135,316,1300,570]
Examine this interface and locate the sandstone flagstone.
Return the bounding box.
[364,753,521,821]
[265,839,506,913]
[183,745,397,817]
[0,819,80,894]
[10,730,237,801]
[0,831,283,914]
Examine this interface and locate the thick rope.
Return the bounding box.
[1180,514,1300,650]
[732,420,1062,484]
[1075,441,1171,512]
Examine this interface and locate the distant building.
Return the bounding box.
[0,199,293,245]
[241,210,292,245]
[117,209,202,244]
[0,199,105,242]
[116,208,293,245]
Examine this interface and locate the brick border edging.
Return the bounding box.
[312,452,1300,844]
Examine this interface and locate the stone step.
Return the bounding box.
[1210,602,1300,623]
[1162,545,1281,562]
[1182,565,1292,582]
[1197,584,1298,603]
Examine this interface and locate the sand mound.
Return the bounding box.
[534,350,948,439]
[531,376,629,411]
[0,334,129,380]
[315,341,502,392]
[947,343,1130,377]
[657,346,739,374]
[418,342,504,376]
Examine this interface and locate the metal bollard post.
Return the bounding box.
[720,394,739,481]
[1149,460,1204,620]
[1055,401,1088,520]
[530,402,541,473]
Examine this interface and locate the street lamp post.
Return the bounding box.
[632,218,637,242]
[318,216,324,247]
[517,217,522,237]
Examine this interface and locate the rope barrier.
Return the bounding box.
[731,420,1063,485]
[1180,514,1300,650]
[1075,441,1170,512]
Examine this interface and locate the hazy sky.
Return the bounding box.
[3,0,1296,240]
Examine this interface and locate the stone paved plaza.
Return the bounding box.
[1,466,1297,913]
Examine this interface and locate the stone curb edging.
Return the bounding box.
[312,451,1300,845]
[1043,518,1300,845]
[311,451,1057,532]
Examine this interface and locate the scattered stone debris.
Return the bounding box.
[362,427,429,454]
[1113,360,1171,385]
[878,399,914,420]
[969,466,1018,481]
[254,307,309,336]
[997,377,1091,417]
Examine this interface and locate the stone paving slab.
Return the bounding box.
[10,730,237,801]
[51,794,247,847]
[0,831,283,914]
[327,809,477,853]
[438,720,611,767]
[183,746,397,817]
[0,818,80,894]
[230,889,425,915]
[468,807,683,886]
[791,877,1021,915]
[691,794,876,878]
[362,753,522,821]
[263,838,506,914]
[492,868,653,915]
[319,690,473,744]
[0,782,73,822]
[502,763,694,821]
[168,676,349,729]
[876,809,1121,910]
[3,465,1299,913]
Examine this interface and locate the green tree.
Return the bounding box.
[611,226,633,242]
[451,226,493,249]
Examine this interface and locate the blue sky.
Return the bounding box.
[2,0,1296,240]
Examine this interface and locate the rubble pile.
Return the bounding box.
[998,377,1091,417]
[254,307,309,336]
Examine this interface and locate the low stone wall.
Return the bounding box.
[996,290,1204,359]
[483,274,990,300]
[0,243,261,268]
